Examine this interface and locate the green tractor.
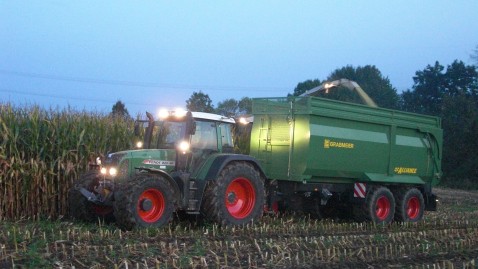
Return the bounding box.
[68,109,266,230]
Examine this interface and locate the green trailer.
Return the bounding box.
[249,96,442,222]
[68,95,442,229]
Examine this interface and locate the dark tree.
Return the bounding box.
[400,60,478,187]
[186,91,214,113]
[291,66,399,109]
[215,97,252,117]
[291,79,321,96]
[216,98,239,117]
[111,100,131,119]
[401,62,445,115]
[237,97,252,115]
[326,65,399,109]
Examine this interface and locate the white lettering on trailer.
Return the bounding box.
[354,183,366,198]
[143,159,175,166]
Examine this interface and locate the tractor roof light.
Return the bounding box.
[158,109,169,119]
[174,108,187,118]
[158,108,188,119]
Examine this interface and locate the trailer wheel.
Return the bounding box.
[395,188,424,222]
[355,186,395,224]
[201,162,265,226]
[114,174,175,230]
[68,171,114,222]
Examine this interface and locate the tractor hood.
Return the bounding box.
[128,149,177,172]
[102,149,177,180]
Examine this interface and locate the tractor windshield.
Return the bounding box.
[150,121,187,149]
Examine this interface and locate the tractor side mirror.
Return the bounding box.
[134,121,140,136]
[185,111,196,135]
[134,120,149,136]
[187,117,196,135]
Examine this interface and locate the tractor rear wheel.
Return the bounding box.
[201,162,265,226]
[354,186,395,224]
[68,171,114,222]
[395,188,424,222]
[114,174,175,230]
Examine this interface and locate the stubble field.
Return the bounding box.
[1,187,477,268]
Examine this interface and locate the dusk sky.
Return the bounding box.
[1,1,477,115]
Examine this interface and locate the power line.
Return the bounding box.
[0,69,289,92]
[0,89,157,106]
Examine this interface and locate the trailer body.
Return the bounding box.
[249,97,442,186]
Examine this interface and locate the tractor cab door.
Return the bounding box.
[189,120,219,171]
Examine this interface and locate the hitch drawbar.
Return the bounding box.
[78,187,114,206]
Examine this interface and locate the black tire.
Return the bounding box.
[394,188,425,222]
[354,186,395,224]
[113,174,175,230]
[201,162,265,226]
[302,196,323,219]
[68,171,114,222]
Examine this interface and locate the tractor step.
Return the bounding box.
[188,199,199,211]
[187,179,199,211]
[186,211,200,215]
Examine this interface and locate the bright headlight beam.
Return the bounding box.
[136,141,143,148]
[178,141,190,153]
[109,167,118,177]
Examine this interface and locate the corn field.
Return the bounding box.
[0,104,134,220]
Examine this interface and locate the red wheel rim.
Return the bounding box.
[375,195,391,221]
[137,188,165,223]
[225,178,256,219]
[92,204,113,216]
[407,196,420,219]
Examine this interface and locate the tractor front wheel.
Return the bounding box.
[201,162,265,226]
[114,174,175,230]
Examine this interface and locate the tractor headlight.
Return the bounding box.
[100,167,118,177]
[178,141,190,153]
[109,167,118,177]
[136,141,143,149]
